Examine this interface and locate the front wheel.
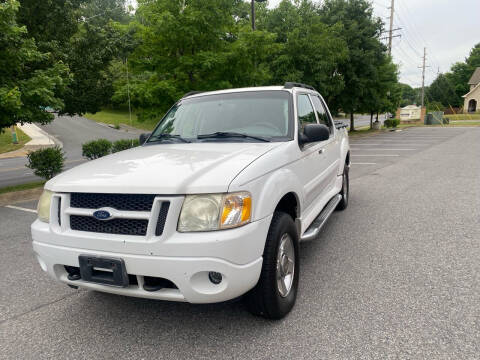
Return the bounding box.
[245,211,299,319]
[336,164,349,211]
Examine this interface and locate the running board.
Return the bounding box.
[300,194,342,241]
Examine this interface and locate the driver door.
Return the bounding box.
[295,93,330,211]
[309,95,339,196]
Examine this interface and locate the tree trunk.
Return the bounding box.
[350,112,355,132]
[376,112,379,122]
[370,112,374,129]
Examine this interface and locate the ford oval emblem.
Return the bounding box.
[93,210,112,221]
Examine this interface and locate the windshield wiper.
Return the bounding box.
[197,131,270,142]
[147,133,191,143]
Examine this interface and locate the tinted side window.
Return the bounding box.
[311,95,333,134]
[297,94,317,130]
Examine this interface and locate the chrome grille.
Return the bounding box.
[70,193,155,211]
[70,215,149,236]
[66,193,171,237]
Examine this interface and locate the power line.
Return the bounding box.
[396,0,443,72]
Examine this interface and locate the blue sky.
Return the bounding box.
[268,0,480,88]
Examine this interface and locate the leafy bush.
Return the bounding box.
[384,118,400,128]
[82,139,112,160]
[111,139,139,153]
[26,146,65,180]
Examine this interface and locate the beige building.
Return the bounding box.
[463,67,480,113]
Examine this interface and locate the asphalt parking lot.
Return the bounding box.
[1,127,479,359]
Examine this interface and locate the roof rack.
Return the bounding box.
[182,91,204,98]
[284,82,316,91]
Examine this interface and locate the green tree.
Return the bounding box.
[426,43,480,108]
[222,27,282,88]
[362,57,400,127]
[61,21,127,115]
[426,73,458,108]
[319,0,385,131]
[266,1,348,103]
[80,0,132,26]
[0,0,70,130]
[17,0,83,56]
[117,0,242,122]
[399,83,418,107]
[16,0,130,116]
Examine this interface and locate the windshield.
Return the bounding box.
[148,91,293,143]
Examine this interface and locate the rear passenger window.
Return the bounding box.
[297,94,317,130]
[311,96,333,134]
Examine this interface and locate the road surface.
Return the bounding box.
[334,113,386,129]
[1,127,478,359]
[0,115,142,188]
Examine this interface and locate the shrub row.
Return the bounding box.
[384,118,400,128]
[82,138,139,160]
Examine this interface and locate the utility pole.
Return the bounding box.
[251,0,255,31]
[419,47,429,108]
[388,0,395,55]
[251,0,266,31]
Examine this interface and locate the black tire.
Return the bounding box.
[245,211,299,319]
[336,164,349,211]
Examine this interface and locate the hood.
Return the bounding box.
[47,142,281,194]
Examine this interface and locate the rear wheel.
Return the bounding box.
[245,211,299,319]
[336,164,349,210]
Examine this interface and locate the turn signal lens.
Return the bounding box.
[220,192,251,229]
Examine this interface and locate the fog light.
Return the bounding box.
[208,271,222,285]
[65,265,81,281]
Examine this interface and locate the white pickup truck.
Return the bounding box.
[32,83,350,319]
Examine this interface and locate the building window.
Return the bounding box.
[468,99,477,113]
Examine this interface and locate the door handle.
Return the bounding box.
[318,148,325,154]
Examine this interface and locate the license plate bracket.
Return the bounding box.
[78,255,129,287]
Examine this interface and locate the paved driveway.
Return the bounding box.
[1,127,479,359]
[0,115,141,188]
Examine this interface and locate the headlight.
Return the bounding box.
[37,190,53,223]
[178,192,251,232]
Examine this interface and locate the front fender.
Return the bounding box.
[228,167,304,222]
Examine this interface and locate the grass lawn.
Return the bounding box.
[348,127,382,137]
[448,121,480,126]
[444,114,480,120]
[0,180,46,195]
[0,127,31,154]
[84,109,158,131]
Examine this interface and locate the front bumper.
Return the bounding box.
[33,241,262,303]
[31,215,272,303]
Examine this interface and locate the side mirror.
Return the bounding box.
[139,133,151,145]
[301,124,329,144]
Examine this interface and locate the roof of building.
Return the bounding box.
[468,67,480,85]
[463,82,480,98]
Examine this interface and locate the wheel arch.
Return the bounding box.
[274,192,300,220]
